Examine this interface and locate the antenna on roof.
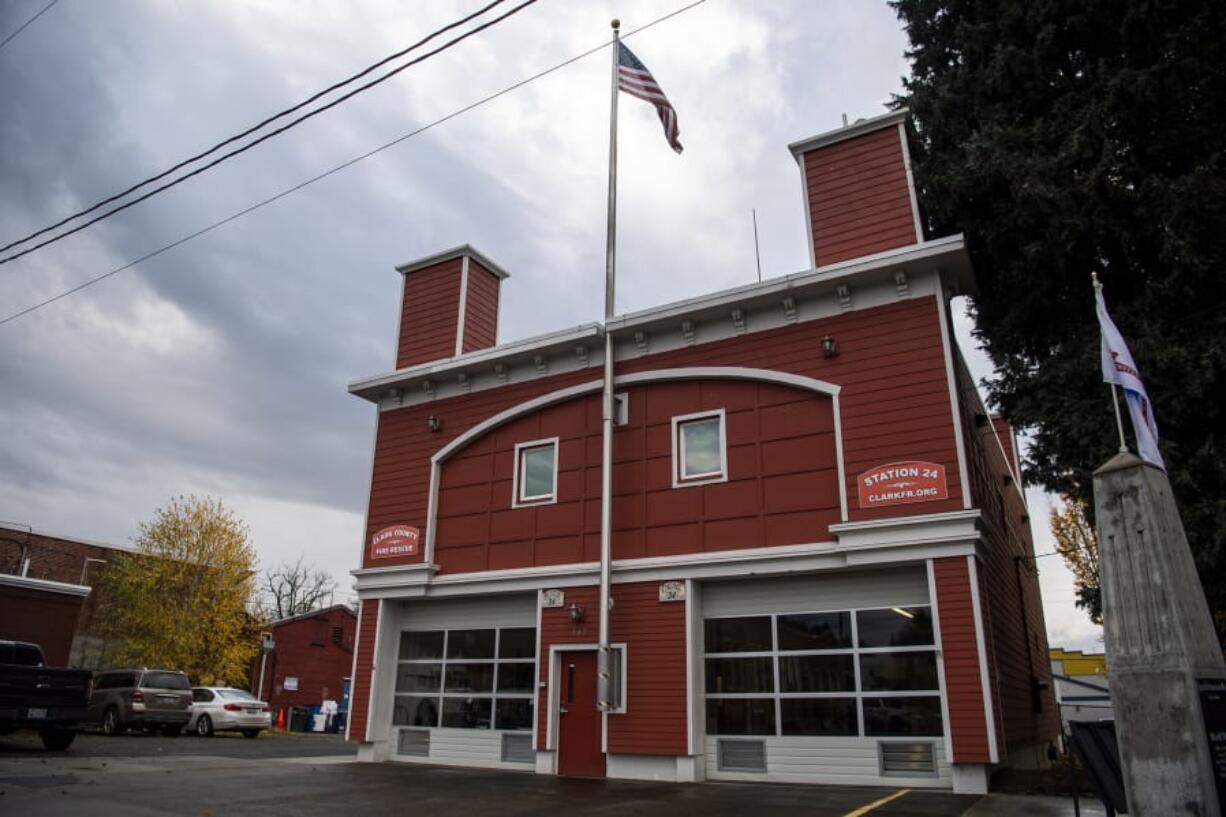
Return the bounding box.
[751,208,762,283]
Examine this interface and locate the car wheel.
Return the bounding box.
[102,706,123,736]
[241,729,260,739]
[40,727,76,751]
[195,715,213,737]
[161,724,181,737]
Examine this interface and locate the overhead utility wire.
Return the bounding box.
[0,0,536,266]
[0,0,58,53]
[0,0,506,257]
[0,0,709,328]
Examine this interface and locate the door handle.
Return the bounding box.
[559,706,569,714]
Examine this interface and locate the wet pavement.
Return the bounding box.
[0,731,1097,816]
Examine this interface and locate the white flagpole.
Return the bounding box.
[1093,273,1129,454]
[597,18,620,713]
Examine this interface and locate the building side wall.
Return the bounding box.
[932,556,991,763]
[607,582,688,756]
[434,379,839,574]
[803,126,917,266]
[0,584,84,666]
[462,261,500,353]
[397,260,463,368]
[0,526,129,668]
[953,355,1058,760]
[362,297,964,570]
[348,599,380,742]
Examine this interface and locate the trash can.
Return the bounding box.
[288,706,310,733]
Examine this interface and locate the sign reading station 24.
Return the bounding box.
[857,461,948,508]
[370,525,420,559]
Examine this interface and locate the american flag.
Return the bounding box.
[617,42,683,154]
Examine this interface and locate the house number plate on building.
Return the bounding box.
[370,525,420,559]
[857,461,948,508]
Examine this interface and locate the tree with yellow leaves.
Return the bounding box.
[1050,495,1101,624]
[101,496,259,686]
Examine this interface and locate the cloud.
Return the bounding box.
[0,0,1097,654]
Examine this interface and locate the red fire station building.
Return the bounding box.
[344,109,1057,793]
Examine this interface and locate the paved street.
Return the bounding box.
[0,731,985,816]
[0,731,1105,816]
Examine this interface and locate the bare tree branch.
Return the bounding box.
[255,556,337,621]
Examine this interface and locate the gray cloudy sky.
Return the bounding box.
[0,0,1101,650]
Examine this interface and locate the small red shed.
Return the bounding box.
[251,605,356,716]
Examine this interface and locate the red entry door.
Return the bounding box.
[556,651,606,778]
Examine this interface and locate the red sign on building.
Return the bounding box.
[370,525,420,559]
[857,461,948,508]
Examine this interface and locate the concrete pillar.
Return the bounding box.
[1094,452,1226,817]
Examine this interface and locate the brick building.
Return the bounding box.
[251,605,356,715]
[342,110,1057,793]
[0,524,132,667]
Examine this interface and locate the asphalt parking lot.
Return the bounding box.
[0,731,986,817]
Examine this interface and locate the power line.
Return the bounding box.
[0,0,708,328]
[0,0,506,257]
[0,0,58,53]
[0,0,537,266]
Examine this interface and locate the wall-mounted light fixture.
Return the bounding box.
[568,603,585,624]
[426,415,442,432]
[821,335,838,358]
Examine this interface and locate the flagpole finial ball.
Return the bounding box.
[611,18,620,30]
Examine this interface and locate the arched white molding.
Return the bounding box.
[423,366,849,562]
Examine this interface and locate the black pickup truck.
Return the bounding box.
[0,640,92,750]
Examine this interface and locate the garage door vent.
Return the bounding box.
[501,733,534,764]
[878,741,936,776]
[717,739,766,772]
[398,728,430,757]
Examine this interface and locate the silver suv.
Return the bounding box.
[87,668,192,736]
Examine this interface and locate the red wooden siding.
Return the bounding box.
[434,378,839,574]
[954,355,1058,757]
[462,260,500,353]
[607,582,688,755]
[364,297,963,569]
[346,599,379,742]
[932,556,991,763]
[533,582,688,756]
[397,259,462,368]
[536,585,600,749]
[803,125,918,266]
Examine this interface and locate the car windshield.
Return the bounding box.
[217,689,257,701]
[142,671,190,690]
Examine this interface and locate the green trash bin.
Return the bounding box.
[289,706,310,733]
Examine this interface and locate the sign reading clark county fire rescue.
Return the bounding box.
[857,461,948,508]
[370,525,420,559]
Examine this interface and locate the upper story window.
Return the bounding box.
[512,437,558,507]
[672,409,727,487]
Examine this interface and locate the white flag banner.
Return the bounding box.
[1095,282,1165,469]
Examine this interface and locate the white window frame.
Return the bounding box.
[511,437,559,508]
[672,408,728,488]
[613,392,629,426]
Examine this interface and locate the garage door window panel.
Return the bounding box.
[703,606,942,739]
[394,627,535,735]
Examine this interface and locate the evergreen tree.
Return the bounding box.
[892,0,1226,640]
